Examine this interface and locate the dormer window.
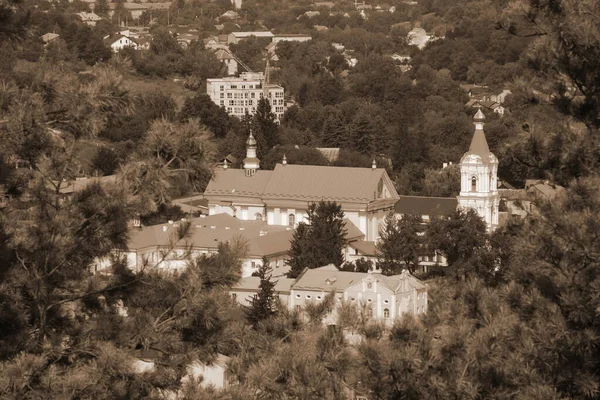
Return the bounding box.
[471,176,477,192]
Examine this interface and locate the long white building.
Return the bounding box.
[206,72,286,121]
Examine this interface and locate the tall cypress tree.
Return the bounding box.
[252,98,278,159]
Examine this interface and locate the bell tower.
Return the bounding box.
[458,109,499,231]
[243,130,260,176]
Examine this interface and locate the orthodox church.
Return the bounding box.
[203,109,500,235]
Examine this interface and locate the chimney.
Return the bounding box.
[282,153,287,165]
[443,162,448,169]
[223,159,228,169]
[372,159,377,170]
[168,220,173,224]
[162,226,167,232]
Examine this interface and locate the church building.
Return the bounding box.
[203,132,400,241]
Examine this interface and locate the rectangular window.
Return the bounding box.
[251,92,255,98]
[220,85,224,91]
[231,293,237,300]
[220,93,224,98]
[227,93,232,98]
[251,261,256,268]
[220,100,224,106]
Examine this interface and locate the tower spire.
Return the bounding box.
[243,129,260,173]
[458,108,499,232]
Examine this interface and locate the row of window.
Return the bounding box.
[229,100,255,106]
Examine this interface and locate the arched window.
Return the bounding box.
[288,213,295,227]
[471,176,477,192]
[383,308,390,319]
[254,213,263,221]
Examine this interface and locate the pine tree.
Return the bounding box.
[246,258,277,327]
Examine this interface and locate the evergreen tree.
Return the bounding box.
[320,110,347,148]
[376,212,424,274]
[251,98,278,159]
[287,222,313,278]
[347,111,375,154]
[95,0,109,16]
[287,201,347,278]
[246,257,277,328]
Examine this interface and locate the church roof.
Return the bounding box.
[262,164,389,202]
[204,169,273,198]
[394,195,457,216]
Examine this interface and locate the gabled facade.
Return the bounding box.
[104,34,138,52]
[280,265,427,323]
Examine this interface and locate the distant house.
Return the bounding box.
[331,42,345,52]
[466,99,505,116]
[314,1,335,8]
[313,25,329,31]
[204,35,228,50]
[272,34,312,43]
[76,12,102,26]
[41,32,59,44]
[407,27,431,49]
[227,31,274,44]
[221,10,239,19]
[104,34,138,52]
[214,49,238,76]
[391,53,411,63]
[300,11,321,19]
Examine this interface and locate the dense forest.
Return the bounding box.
[1,0,600,398]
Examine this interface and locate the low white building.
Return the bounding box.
[407,27,431,49]
[272,34,312,43]
[227,31,274,45]
[104,34,138,52]
[206,72,286,121]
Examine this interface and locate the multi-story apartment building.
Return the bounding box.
[206,72,286,121]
